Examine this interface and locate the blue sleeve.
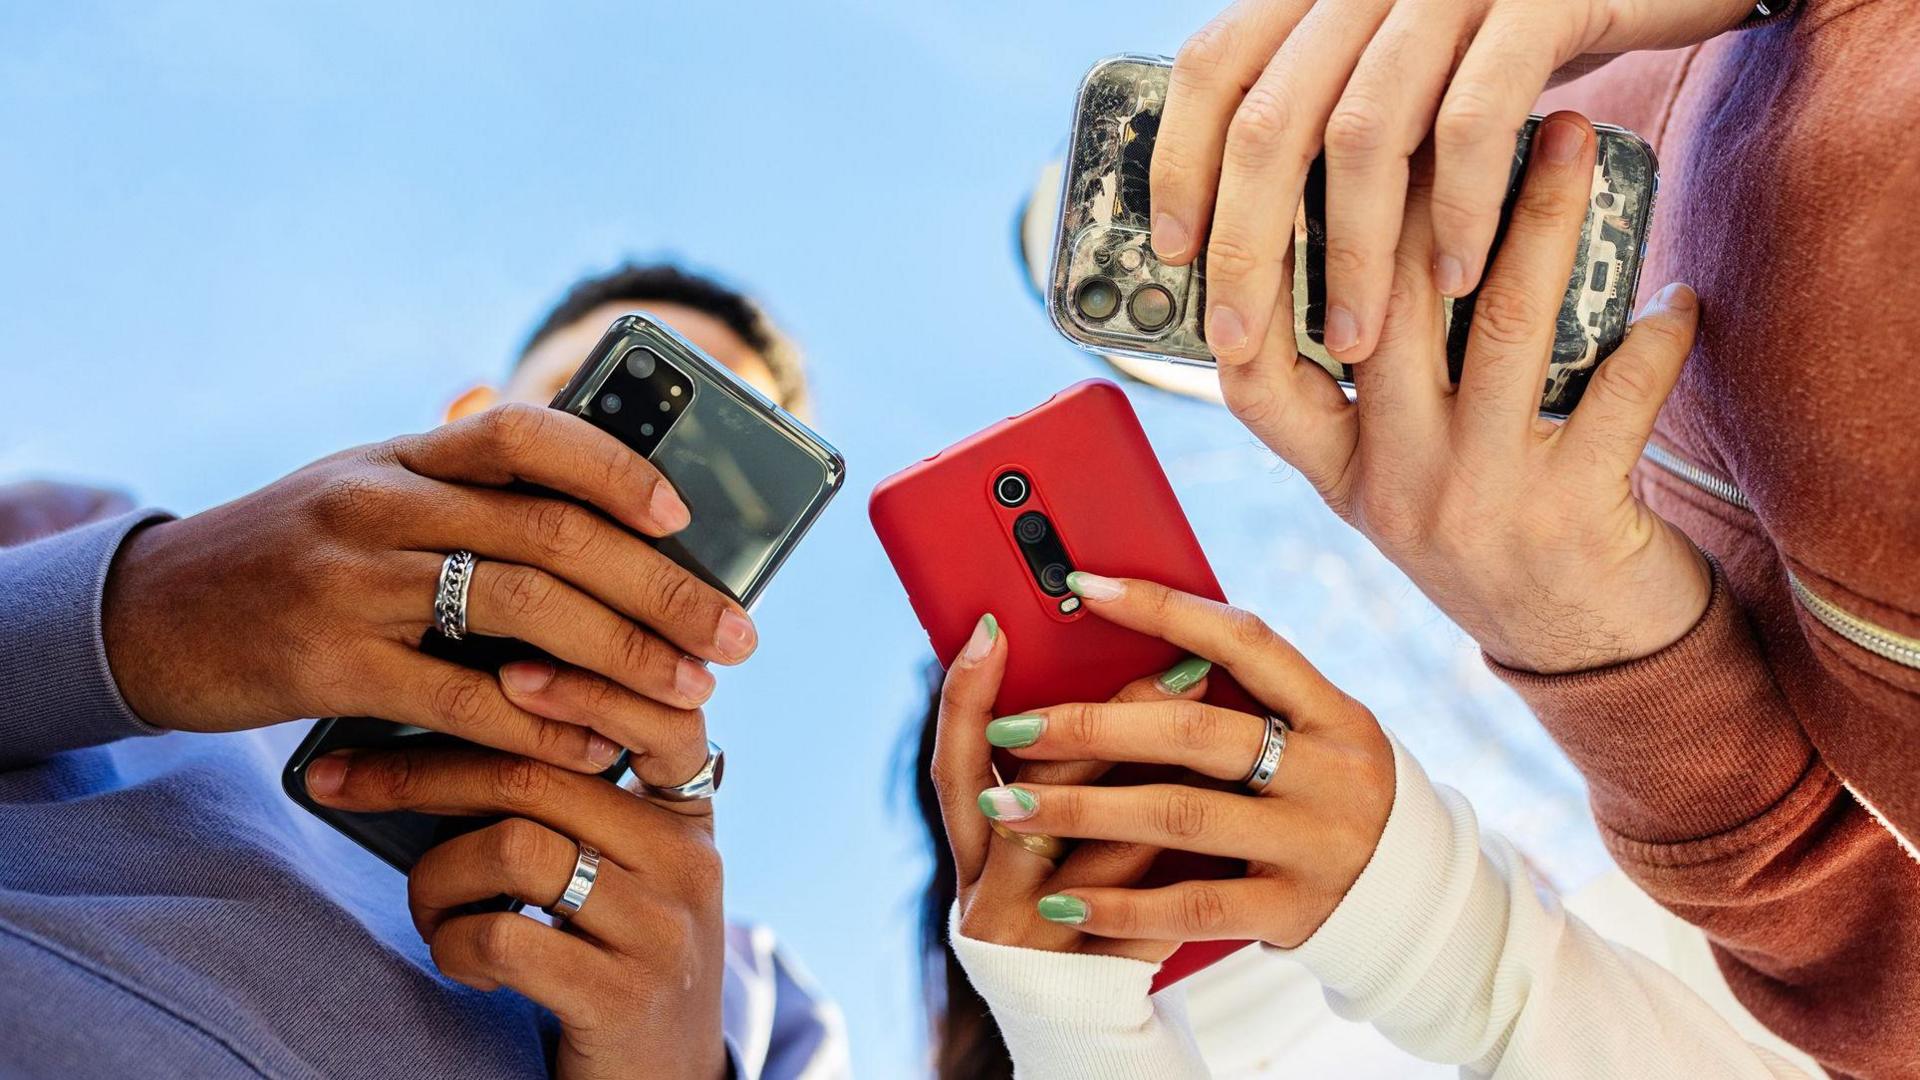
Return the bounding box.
[0,510,173,768]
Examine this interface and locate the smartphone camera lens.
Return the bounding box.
[625,349,658,380]
[599,392,623,414]
[994,471,1031,508]
[1075,277,1121,322]
[1040,564,1069,593]
[1014,512,1048,544]
[1128,283,1176,332]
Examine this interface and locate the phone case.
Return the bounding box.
[870,378,1255,990]
[1049,54,1659,418]
[283,314,845,879]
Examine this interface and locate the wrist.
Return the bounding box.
[101,518,210,731]
[1478,530,1711,676]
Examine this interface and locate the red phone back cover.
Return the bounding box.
[869,379,1251,990]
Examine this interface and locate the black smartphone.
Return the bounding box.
[1048,54,1659,418]
[282,313,844,883]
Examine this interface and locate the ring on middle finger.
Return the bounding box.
[434,549,477,641]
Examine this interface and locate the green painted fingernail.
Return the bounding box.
[1037,894,1089,925]
[983,613,998,640]
[1156,656,1212,695]
[986,714,1046,748]
[977,786,1038,821]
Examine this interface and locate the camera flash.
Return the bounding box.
[1058,597,1081,615]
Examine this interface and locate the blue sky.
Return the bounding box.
[0,4,1603,1074]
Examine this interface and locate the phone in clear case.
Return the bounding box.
[1048,54,1659,418]
[282,313,844,880]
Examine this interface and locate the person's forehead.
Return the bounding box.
[510,299,774,399]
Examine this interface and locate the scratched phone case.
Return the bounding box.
[1049,54,1658,418]
[869,379,1255,989]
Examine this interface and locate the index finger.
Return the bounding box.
[389,403,691,539]
[1062,573,1349,727]
[302,745,684,868]
[1150,0,1309,264]
[932,614,1006,890]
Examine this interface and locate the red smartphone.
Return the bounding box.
[870,378,1251,989]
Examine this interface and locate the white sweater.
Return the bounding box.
[951,734,1811,1078]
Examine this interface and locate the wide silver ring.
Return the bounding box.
[543,843,601,924]
[1243,716,1288,795]
[640,740,725,802]
[434,550,477,640]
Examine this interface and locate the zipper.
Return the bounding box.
[1640,443,1920,670]
[1639,442,1920,859]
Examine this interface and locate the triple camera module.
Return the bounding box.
[584,346,692,456]
[995,470,1076,600]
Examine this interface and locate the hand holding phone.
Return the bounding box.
[942,572,1395,953]
[300,743,731,1080]
[282,314,843,875]
[872,379,1256,988]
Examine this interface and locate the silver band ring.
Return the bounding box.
[1243,715,1288,795]
[434,550,477,640]
[544,842,601,924]
[640,740,725,802]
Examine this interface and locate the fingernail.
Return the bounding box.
[587,733,623,768]
[500,660,556,694]
[674,656,715,704]
[1037,894,1089,925]
[1151,213,1191,260]
[959,613,998,666]
[1325,305,1359,354]
[977,786,1037,822]
[1434,254,1466,297]
[1156,656,1213,695]
[306,751,351,798]
[986,714,1046,748]
[1540,117,1584,165]
[650,483,692,533]
[1649,282,1697,314]
[715,609,757,662]
[1065,572,1124,602]
[1206,306,1248,357]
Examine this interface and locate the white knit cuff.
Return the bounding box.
[948,905,1209,1079]
[1268,730,1474,1011]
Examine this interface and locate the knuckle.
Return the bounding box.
[1470,282,1547,350]
[1434,90,1504,153]
[429,669,489,729]
[648,568,713,630]
[1201,232,1263,284]
[492,564,559,623]
[1352,488,1426,552]
[609,620,662,680]
[1179,883,1230,934]
[1173,20,1234,88]
[1596,352,1664,408]
[480,403,549,459]
[469,913,522,969]
[1049,785,1088,831]
[491,818,553,875]
[1228,84,1296,160]
[307,472,387,533]
[1057,705,1102,750]
[1325,99,1392,159]
[525,500,598,564]
[1224,605,1276,651]
[491,754,555,811]
[1169,702,1220,753]
[1157,787,1212,842]
[368,751,418,805]
[1321,236,1372,282]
